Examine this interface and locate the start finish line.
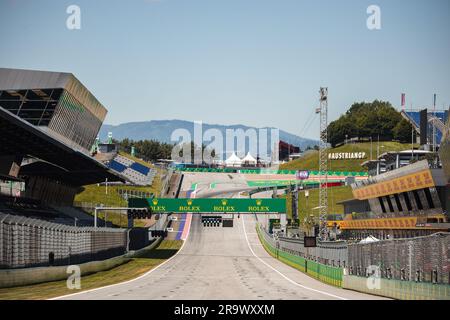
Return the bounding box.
[128,198,286,214]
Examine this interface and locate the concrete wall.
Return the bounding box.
[0,255,130,289]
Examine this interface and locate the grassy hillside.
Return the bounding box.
[280,142,416,172]
[286,186,354,221]
[74,173,162,207]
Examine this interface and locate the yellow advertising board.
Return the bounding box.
[352,169,435,200]
[327,215,446,230]
[331,217,417,230]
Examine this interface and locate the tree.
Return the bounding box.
[115,139,174,161]
[327,100,404,147]
[393,119,414,143]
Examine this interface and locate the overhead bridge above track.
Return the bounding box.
[128,198,286,214]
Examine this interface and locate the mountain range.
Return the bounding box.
[99,120,318,151]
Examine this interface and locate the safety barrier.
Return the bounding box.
[0,213,127,269]
[256,224,343,287]
[343,275,450,300]
[348,233,450,285]
[256,224,450,299]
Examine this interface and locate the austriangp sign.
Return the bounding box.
[129,198,286,213]
[328,152,367,160]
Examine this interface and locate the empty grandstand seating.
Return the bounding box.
[108,160,127,173]
[107,155,156,186]
[114,155,134,167]
[0,195,104,227]
[0,195,63,219]
[130,162,150,175]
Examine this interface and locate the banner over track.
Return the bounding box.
[128,198,286,213]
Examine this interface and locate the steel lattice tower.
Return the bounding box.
[316,87,328,240]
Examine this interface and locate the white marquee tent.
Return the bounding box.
[225,152,242,167]
[242,152,257,166]
[359,235,380,244]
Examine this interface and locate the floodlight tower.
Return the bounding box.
[316,87,329,241]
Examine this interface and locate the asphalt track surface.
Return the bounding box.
[55,173,387,300]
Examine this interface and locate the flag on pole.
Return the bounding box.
[401,93,406,109]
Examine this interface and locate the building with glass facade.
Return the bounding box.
[0,68,107,152]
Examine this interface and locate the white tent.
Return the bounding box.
[359,235,380,244]
[225,152,242,167]
[242,152,257,166]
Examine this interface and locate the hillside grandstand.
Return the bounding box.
[440,116,450,183]
[401,109,449,146]
[107,154,157,186]
[92,138,157,186]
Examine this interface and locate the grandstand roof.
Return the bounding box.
[0,173,23,182]
[0,106,125,186]
[378,150,432,159]
[0,68,107,121]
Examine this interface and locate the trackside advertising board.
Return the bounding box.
[128,198,286,213]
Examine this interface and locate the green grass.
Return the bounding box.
[285,186,354,221]
[280,142,416,172]
[0,240,183,300]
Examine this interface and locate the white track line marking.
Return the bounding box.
[241,216,347,300]
[50,214,193,300]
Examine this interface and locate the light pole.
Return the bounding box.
[370,136,373,160]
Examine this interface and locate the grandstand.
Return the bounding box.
[0,68,142,269]
[439,114,450,182]
[0,212,127,268]
[330,159,450,240]
[92,137,157,186]
[107,154,157,186]
[401,109,449,146]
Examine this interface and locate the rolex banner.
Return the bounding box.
[129,198,287,213]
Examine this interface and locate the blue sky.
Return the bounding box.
[0,0,449,140]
